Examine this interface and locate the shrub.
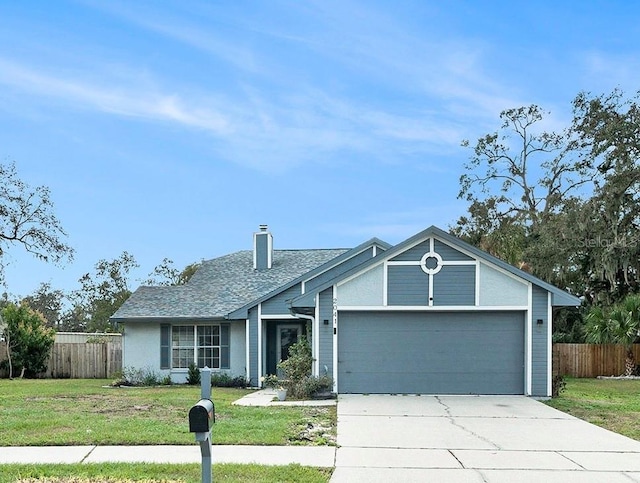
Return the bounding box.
[277,336,312,388]
[1,303,55,378]
[211,373,249,388]
[296,374,334,399]
[277,337,334,399]
[113,366,162,386]
[186,363,201,385]
[260,374,281,389]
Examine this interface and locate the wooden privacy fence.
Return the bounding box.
[553,343,640,378]
[1,336,122,379]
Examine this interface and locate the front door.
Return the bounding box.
[277,325,302,363]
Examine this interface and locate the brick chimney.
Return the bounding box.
[253,224,273,270]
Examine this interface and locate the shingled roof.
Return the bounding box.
[110,248,348,321]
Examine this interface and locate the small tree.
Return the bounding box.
[585,294,640,376]
[1,303,55,378]
[277,336,316,399]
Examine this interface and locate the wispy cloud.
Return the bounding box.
[0,56,464,173]
[0,58,231,134]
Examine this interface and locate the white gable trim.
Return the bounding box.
[314,293,320,377]
[245,318,250,384]
[257,304,263,384]
[337,305,529,311]
[332,287,338,393]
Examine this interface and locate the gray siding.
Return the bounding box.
[434,239,474,261]
[248,307,258,386]
[531,285,549,396]
[433,265,476,306]
[387,265,429,306]
[390,239,431,261]
[262,283,302,315]
[318,288,334,377]
[305,248,374,292]
[338,311,524,394]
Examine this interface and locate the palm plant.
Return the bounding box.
[585,294,640,377]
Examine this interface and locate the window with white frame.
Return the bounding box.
[165,324,230,369]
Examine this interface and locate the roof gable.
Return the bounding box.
[291,225,581,308]
[226,238,390,319]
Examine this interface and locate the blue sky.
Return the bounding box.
[1,0,639,298]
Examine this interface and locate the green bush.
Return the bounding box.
[277,337,334,399]
[113,366,162,386]
[186,363,201,385]
[1,303,55,378]
[211,373,249,388]
[296,374,334,399]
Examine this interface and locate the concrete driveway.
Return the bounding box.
[331,395,640,482]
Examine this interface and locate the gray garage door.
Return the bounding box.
[338,311,525,394]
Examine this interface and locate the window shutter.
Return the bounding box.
[221,324,230,369]
[160,324,171,369]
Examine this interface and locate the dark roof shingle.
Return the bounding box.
[111,249,348,320]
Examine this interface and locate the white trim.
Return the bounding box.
[314,294,320,377]
[382,262,388,306]
[430,237,435,252]
[301,280,306,294]
[337,305,529,312]
[372,245,377,257]
[245,318,250,383]
[428,272,434,306]
[440,259,477,266]
[475,260,480,306]
[547,291,553,397]
[332,288,338,393]
[260,314,298,320]
[526,283,533,396]
[257,304,263,386]
[420,251,443,275]
[387,259,476,267]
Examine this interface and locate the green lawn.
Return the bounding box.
[0,379,336,446]
[545,377,640,441]
[0,463,332,483]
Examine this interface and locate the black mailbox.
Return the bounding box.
[189,398,215,433]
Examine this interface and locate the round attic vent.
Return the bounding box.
[420,251,443,275]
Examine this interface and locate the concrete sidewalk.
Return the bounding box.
[232,388,336,407]
[0,445,336,467]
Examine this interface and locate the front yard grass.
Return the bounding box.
[0,379,336,446]
[545,377,640,441]
[0,463,332,483]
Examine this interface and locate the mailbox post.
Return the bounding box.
[189,367,214,483]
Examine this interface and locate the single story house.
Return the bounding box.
[111,224,580,397]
